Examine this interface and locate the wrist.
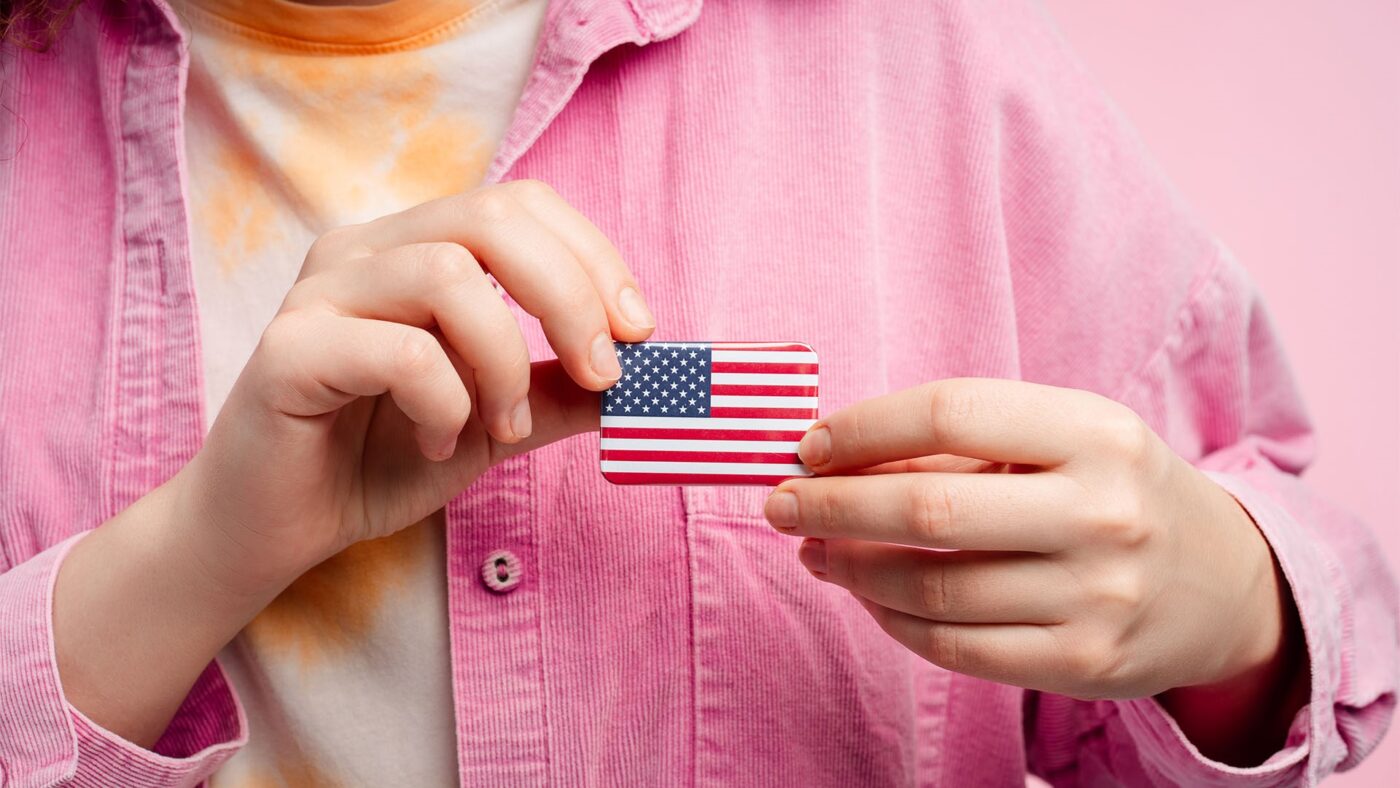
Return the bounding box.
[1155,482,1310,765]
[1217,489,1291,684]
[164,459,315,604]
[54,478,284,745]
[130,475,290,627]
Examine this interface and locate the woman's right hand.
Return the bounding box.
[53,180,654,746]
[180,179,656,598]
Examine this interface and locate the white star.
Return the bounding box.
[680,405,688,412]
[605,403,613,411]
[697,405,706,412]
[689,351,697,358]
[661,406,669,413]
[623,404,632,412]
[670,398,678,405]
[652,398,659,404]
[642,405,650,413]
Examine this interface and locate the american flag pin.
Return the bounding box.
[600,341,819,485]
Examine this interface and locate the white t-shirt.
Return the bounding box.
[179,0,548,783]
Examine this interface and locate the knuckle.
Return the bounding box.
[506,178,556,203]
[909,481,955,545]
[468,186,519,225]
[1098,409,1155,466]
[925,625,963,672]
[393,330,442,378]
[917,566,951,619]
[1092,567,1147,614]
[419,243,476,285]
[280,278,324,312]
[306,226,357,264]
[810,488,839,536]
[257,313,308,361]
[1088,490,1151,547]
[1064,629,1134,699]
[926,381,976,447]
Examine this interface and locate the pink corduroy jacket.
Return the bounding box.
[0,0,1396,785]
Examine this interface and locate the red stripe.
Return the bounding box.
[600,427,807,441]
[710,384,817,397]
[712,343,813,352]
[602,472,798,486]
[710,362,819,374]
[709,407,818,419]
[601,450,802,464]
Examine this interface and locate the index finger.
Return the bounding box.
[799,379,1107,472]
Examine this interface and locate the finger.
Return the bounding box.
[405,359,602,500]
[798,379,1120,472]
[502,179,656,340]
[253,312,470,461]
[854,595,1063,690]
[287,243,532,444]
[766,471,1079,552]
[855,454,1003,476]
[799,539,1066,624]
[357,188,625,390]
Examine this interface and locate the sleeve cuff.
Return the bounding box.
[1111,469,1347,785]
[0,532,246,787]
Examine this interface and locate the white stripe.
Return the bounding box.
[601,461,811,476]
[710,395,818,408]
[710,373,818,386]
[601,416,817,430]
[711,350,818,364]
[601,438,800,452]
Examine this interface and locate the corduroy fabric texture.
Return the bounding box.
[0,0,1395,785]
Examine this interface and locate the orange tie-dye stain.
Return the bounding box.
[206,45,490,239]
[200,138,282,277]
[190,13,495,673]
[243,510,445,667]
[222,753,337,788]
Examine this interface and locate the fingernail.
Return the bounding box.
[765,491,799,530]
[510,399,533,440]
[798,538,827,575]
[590,332,622,382]
[435,434,458,461]
[798,425,831,468]
[617,287,656,330]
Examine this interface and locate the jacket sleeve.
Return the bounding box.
[1025,247,1399,786]
[0,534,246,788]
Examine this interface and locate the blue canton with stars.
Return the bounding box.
[603,342,713,418]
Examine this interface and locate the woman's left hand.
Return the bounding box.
[763,378,1295,702]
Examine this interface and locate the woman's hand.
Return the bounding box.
[764,379,1307,762]
[55,180,654,746]
[180,179,656,598]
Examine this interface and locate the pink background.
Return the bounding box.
[1045,1,1400,782]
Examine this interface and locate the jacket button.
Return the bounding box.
[481,549,522,593]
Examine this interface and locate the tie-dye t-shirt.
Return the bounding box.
[179,0,548,784]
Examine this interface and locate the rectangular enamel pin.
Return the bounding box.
[600,341,819,485]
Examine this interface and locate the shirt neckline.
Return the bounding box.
[179,0,494,52]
